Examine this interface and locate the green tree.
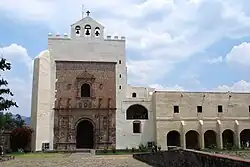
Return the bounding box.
[0,112,25,130]
[14,114,25,128]
[0,58,21,131]
[0,58,18,111]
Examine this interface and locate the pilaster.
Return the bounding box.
[216,120,223,149]
[199,120,204,149]
[180,120,186,149]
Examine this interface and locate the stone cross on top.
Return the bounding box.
[86,10,90,16]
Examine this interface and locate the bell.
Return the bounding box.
[85,29,90,35]
[95,31,100,36]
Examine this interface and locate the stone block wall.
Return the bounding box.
[0,131,11,153]
[133,149,250,167]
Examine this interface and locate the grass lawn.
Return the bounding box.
[7,152,68,158]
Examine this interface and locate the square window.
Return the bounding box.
[218,105,223,113]
[174,106,179,113]
[42,143,50,150]
[197,106,202,113]
[133,122,141,133]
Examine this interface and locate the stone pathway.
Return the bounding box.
[1,153,151,167]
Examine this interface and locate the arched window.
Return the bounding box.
[132,92,136,98]
[126,104,148,120]
[81,83,91,97]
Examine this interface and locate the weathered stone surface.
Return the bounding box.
[0,155,15,162]
[2,154,149,167]
[0,131,11,153]
[133,149,250,167]
[54,61,116,150]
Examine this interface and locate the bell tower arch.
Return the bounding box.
[71,10,104,39]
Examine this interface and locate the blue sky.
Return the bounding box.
[1,0,250,116]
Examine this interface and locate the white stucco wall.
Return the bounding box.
[126,85,155,98]
[30,50,52,151]
[116,86,155,149]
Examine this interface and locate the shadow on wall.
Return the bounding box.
[133,149,250,167]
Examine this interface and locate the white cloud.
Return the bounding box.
[0,44,33,116]
[1,0,250,84]
[1,44,33,72]
[206,56,223,64]
[216,80,250,92]
[226,42,250,66]
[150,80,250,93]
[149,84,184,91]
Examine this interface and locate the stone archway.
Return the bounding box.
[222,129,234,149]
[240,129,250,148]
[204,130,217,149]
[167,131,181,147]
[76,120,94,149]
[186,130,200,149]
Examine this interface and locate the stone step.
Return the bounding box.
[75,149,95,154]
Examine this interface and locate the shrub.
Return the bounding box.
[111,146,116,153]
[131,147,135,152]
[139,144,144,151]
[158,145,161,151]
[147,141,153,148]
[11,126,34,152]
[139,144,148,152]
[103,146,108,153]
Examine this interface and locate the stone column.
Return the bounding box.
[199,120,204,149]
[216,120,223,149]
[180,121,186,149]
[234,120,240,149]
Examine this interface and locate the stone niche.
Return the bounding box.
[133,149,250,167]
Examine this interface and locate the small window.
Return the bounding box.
[119,74,121,78]
[42,143,49,150]
[197,106,202,113]
[132,92,136,98]
[133,121,141,133]
[79,103,82,108]
[119,86,122,89]
[66,84,71,90]
[174,106,179,113]
[119,60,121,64]
[98,98,102,108]
[248,106,250,113]
[81,83,91,97]
[218,105,223,113]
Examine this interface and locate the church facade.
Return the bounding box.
[30,12,250,152]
